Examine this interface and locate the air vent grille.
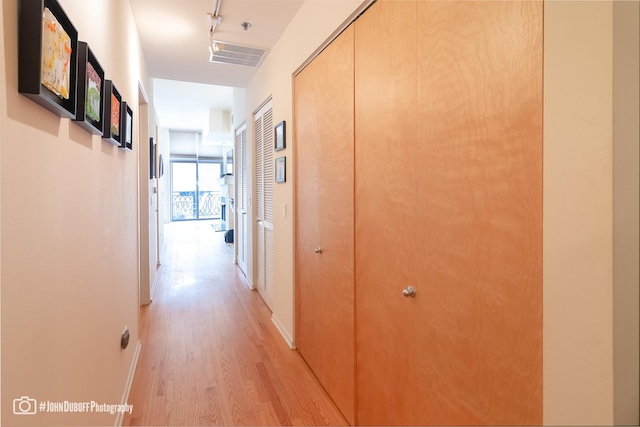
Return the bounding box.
[210,40,268,67]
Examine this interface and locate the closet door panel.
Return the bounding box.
[355,1,542,425]
[354,2,421,425]
[414,2,543,424]
[294,25,355,424]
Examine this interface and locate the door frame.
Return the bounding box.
[234,122,249,277]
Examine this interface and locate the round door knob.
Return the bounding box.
[314,247,323,254]
[402,286,416,298]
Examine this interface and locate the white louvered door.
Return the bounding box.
[235,123,248,276]
[254,100,274,310]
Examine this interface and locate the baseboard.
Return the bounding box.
[237,267,253,290]
[271,314,296,349]
[114,339,141,427]
[149,265,161,301]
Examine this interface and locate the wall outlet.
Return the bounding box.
[121,327,130,350]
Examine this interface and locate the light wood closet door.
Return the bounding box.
[295,26,355,424]
[355,1,543,425]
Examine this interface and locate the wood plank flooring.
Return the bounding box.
[123,221,347,426]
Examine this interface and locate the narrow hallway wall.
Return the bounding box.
[0,0,151,424]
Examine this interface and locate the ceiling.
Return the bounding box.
[129,0,305,147]
[152,78,233,132]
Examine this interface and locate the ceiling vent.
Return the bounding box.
[209,40,268,67]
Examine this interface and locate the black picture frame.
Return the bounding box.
[119,102,133,151]
[102,80,123,146]
[149,137,156,179]
[158,154,164,178]
[18,0,79,119]
[73,42,105,134]
[275,156,286,183]
[274,120,286,151]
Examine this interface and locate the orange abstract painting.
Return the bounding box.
[41,7,71,99]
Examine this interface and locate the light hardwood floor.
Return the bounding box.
[123,221,347,426]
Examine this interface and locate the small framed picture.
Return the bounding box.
[274,120,286,151]
[73,42,104,134]
[102,80,122,146]
[119,102,133,151]
[149,137,156,179]
[18,0,79,119]
[275,156,286,183]
[158,154,165,178]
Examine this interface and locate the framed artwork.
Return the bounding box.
[102,80,123,146]
[73,42,104,134]
[275,156,286,183]
[18,0,79,118]
[119,102,133,151]
[274,120,286,151]
[149,137,156,179]
[158,154,164,178]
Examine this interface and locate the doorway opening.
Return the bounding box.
[167,129,231,229]
[170,160,222,221]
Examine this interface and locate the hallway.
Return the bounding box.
[124,221,347,426]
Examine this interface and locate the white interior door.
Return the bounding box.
[235,123,248,277]
[254,100,274,310]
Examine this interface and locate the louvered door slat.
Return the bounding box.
[254,100,274,310]
[255,116,264,218]
[263,109,274,224]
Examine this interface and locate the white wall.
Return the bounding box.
[151,115,167,288]
[239,0,366,346]
[232,88,247,130]
[138,91,152,306]
[158,126,171,226]
[544,1,617,424]
[1,0,147,424]
[231,88,247,272]
[138,82,161,306]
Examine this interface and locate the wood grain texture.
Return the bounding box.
[355,1,543,425]
[294,25,356,424]
[122,221,347,426]
[354,3,421,425]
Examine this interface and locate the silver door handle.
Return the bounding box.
[402,286,416,298]
[314,247,323,254]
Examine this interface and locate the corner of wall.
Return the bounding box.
[271,314,295,349]
[613,1,640,425]
[543,1,615,424]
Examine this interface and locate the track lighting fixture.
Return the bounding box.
[208,13,223,55]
